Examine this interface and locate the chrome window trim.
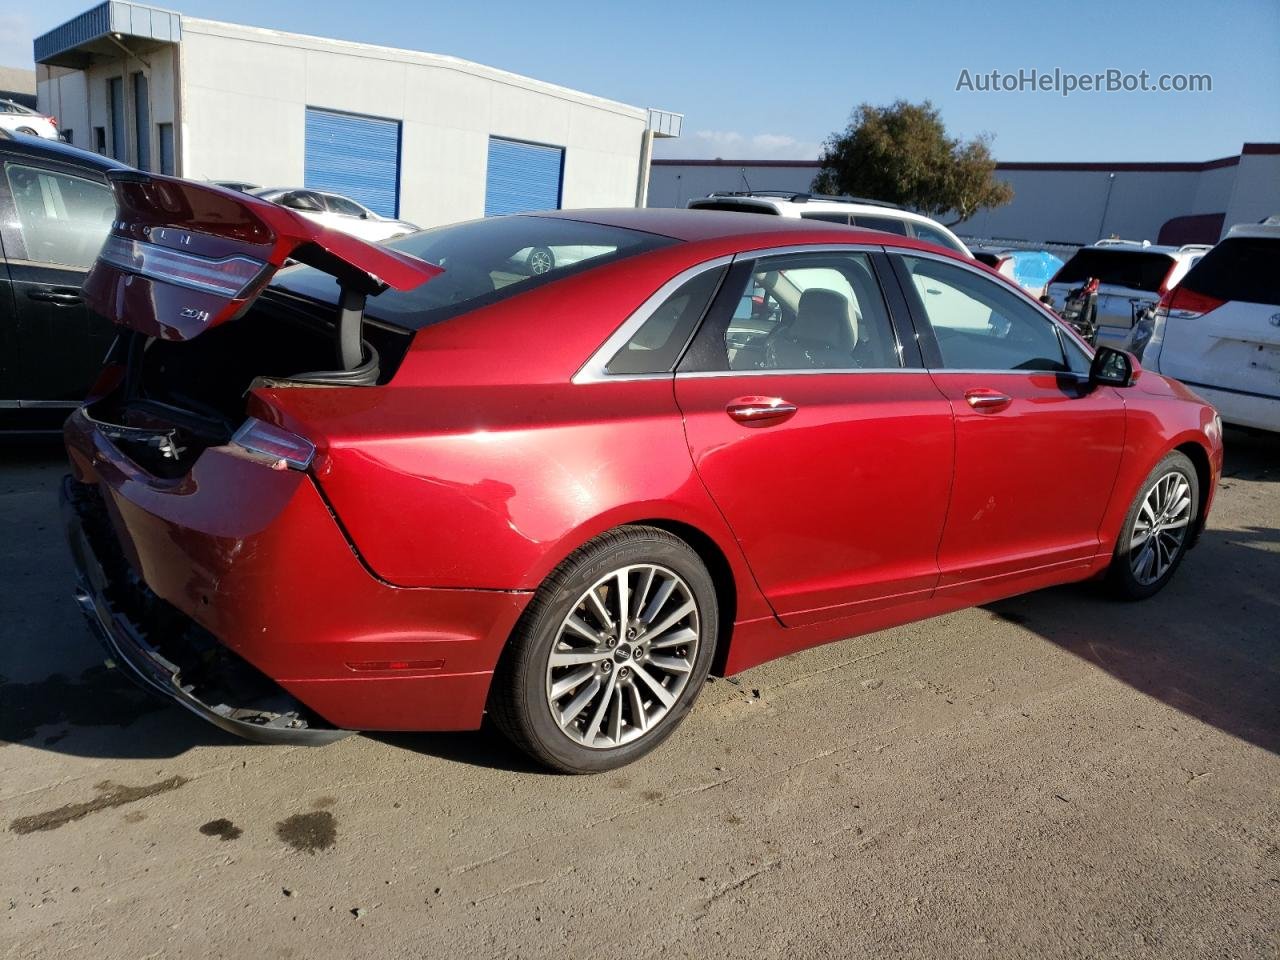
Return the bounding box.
[572,255,734,385]
[895,247,1098,370]
[675,368,930,380]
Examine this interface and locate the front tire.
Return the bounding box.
[490,526,718,773]
[1107,451,1199,600]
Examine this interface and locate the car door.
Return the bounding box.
[891,252,1126,593]
[0,156,115,403]
[673,247,955,626]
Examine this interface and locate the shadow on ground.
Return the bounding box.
[3,430,1277,767]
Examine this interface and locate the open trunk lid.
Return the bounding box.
[83,170,441,342]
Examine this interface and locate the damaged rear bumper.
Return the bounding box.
[63,475,352,745]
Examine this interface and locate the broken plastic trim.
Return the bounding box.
[230,418,316,472]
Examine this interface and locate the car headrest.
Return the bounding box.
[793,288,856,351]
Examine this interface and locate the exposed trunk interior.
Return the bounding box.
[85,288,414,478]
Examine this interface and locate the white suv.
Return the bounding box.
[1043,241,1212,349]
[1141,223,1280,432]
[686,192,972,258]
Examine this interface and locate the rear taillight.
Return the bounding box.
[1159,287,1225,321]
[230,418,315,471]
[97,235,268,298]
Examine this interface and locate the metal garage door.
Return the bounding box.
[304,107,401,218]
[484,137,564,216]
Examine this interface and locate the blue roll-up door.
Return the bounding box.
[485,137,564,216]
[304,107,401,218]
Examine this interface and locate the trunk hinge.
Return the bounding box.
[336,285,367,371]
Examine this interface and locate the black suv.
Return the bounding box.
[0,132,127,432]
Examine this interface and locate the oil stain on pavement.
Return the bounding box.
[276,811,337,853]
[199,818,243,841]
[9,776,189,834]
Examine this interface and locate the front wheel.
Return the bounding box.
[489,526,718,773]
[1108,451,1199,600]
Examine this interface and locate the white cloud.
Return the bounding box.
[0,13,36,69]
[654,129,822,161]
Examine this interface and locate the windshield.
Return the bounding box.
[1052,249,1175,292]
[271,215,676,329]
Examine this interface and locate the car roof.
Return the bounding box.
[1225,222,1280,240]
[0,133,129,173]
[536,207,968,252]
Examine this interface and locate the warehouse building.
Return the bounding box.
[649,144,1280,246]
[33,2,682,227]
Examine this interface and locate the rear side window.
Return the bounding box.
[325,194,367,217]
[272,215,676,330]
[687,200,778,215]
[1052,250,1175,292]
[854,214,909,236]
[1180,237,1280,306]
[801,212,852,225]
[606,266,725,374]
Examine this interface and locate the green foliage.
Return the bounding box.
[813,100,1013,224]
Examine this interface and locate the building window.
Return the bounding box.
[484,137,564,217]
[132,72,150,171]
[62,129,73,145]
[94,126,106,155]
[107,76,126,162]
[158,123,174,175]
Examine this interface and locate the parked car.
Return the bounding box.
[1044,242,1212,349]
[252,187,418,242]
[1140,223,1280,432]
[687,191,972,258]
[0,99,59,140]
[63,180,1222,772]
[210,179,259,193]
[969,245,1064,298]
[0,134,125,432]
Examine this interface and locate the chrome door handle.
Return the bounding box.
[28,288,83,306]
[725,396,798,427]
[964,389,1012,411]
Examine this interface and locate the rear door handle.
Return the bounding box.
[27,288,83,306]
[725,396,798,427]
[964,388,1012,411]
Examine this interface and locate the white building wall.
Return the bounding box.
[177,19,651,228]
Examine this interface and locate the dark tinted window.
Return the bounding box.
[687,200,778,215]
[801,212,851,225]
[272,215,676,330]
[1180,237,1280,306]
[1053,249,1175,292]
[854,214,909,236]
[606,266,725,374]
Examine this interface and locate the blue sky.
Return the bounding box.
[3,0,1277,162]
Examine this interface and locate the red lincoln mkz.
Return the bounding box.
[64,173,1222,772]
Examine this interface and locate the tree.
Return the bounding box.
[812,100,1012,225]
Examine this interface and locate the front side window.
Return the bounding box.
[687,251,902,372]
[901,255,1070,372]
[910,221,964,254]
[3,163,113,268]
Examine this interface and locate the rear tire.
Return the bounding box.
[490,526,717,773]
[1107,451,1199,600]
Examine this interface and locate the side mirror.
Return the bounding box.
[1089,346,1140,388]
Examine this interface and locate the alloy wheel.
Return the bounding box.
[1129,470,1193,585]
[545,564,700,749]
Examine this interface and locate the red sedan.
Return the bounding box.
[63,174,1222,772]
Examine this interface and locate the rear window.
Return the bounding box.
[271,215,676,330]
[1052,249,1175,292]
[1179,237,1280,306]
[688,200,778,215]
